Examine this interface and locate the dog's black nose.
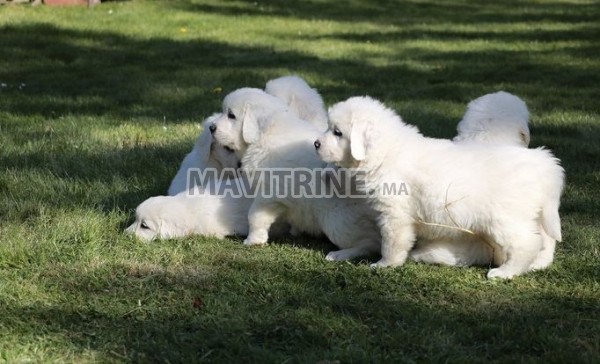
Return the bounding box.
[237,161,242,169]
[209,124,217,134]
[314,140,321,149]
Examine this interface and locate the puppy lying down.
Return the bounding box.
[126,181,288,241]
[126,188,252,241]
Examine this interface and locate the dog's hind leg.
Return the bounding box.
[244,200,286,246]
[486,223,542,279]
[529,225,557,271]
[326,246,372,261]
[326,239,378,262]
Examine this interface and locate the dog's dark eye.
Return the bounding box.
[333,128,343,137]
[224,146,235,153]
[140,221,150,230]
[227,109,236,120]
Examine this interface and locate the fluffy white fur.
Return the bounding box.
[211,88,291,160]
[265,75,328,131]
[240,110,381,261]
[410,91,534,268]
[125,185,253,241]
[168,113,239,196]
[316,96,564,279]
[454,91,530,147]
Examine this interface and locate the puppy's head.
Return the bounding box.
[211,88,289,158]
[315,96,409,168]
[124,196,193,241]
[200,114,240,174]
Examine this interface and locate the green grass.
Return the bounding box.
[1,0,599,362]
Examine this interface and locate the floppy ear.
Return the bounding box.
[195,123,214,164]
[241,104,260,144]
[350,123,368,161]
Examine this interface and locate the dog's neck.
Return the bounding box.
[363,121,423,168]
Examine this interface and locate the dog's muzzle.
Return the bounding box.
[314,140,321,149]
[209,124,217,134]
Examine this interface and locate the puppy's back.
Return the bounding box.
[454,91,530,147]
[265,75,328,131]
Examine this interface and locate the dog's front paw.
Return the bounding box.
[325,250,348,261]
[528,260,551,271]
[486,268,515,280]
[243,238,267,246]
[370,251,407,269]
[243,230,269,246]
[370,258,404,269]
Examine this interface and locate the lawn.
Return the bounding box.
[0,0,599,362]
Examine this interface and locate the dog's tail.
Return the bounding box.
[541,200,562,242]
[540,162,565,242]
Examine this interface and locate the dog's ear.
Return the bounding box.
[195,123,214,164]
[350,123,368,161]
[241,104,260,144]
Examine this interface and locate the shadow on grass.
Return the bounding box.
[0,15,599,228]
[0,3,599,360]
[0,141,189,217]
[179,0,600,25]
[2,260,598,362]
[1,16,598,121]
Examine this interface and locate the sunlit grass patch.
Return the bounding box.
[0,0,598,362]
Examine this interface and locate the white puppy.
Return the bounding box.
[240,110,381,261]
[168,113,239,196]
[265,75,328,131]
[128,179,290,241]
[211,88,291,160]
[410,91,534,268]
[454,91,530,147]
[125,186,253,241]
[315,96,564,279]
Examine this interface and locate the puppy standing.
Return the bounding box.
[265,75,329,131]
[239,110,381,260]
[411,91,537,267]
[168,113,239,196]
[316,96,564,279]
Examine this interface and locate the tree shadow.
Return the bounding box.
[178,0,600,25]
[1,260,598,362]
[0,15,597,226]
